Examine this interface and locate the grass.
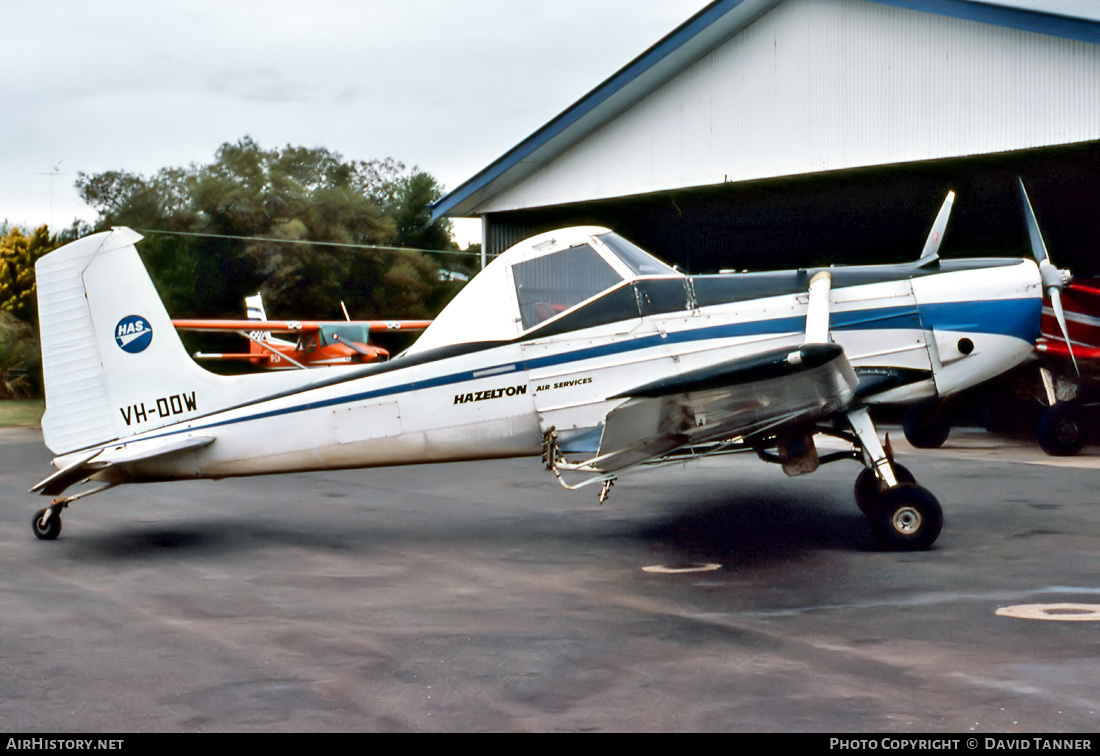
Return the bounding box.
[0,399,44,427]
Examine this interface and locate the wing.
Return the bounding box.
[171,319,432,333]
[589,343,857,473]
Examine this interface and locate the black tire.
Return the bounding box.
[1037,403,1086,457]
[32,509,61,541]
[870,484,943,551]
[903,401,950,449]
[854,463,915,515]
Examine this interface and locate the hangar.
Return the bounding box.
[433,0,1100,274]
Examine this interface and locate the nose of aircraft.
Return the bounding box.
[913,258,1044,397]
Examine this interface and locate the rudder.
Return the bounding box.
[36,228,313,455]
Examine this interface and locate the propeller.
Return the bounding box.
[1019,179,1078,375]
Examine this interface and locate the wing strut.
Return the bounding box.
[805,271,832,344]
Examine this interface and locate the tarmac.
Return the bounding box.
[1,425,1099,733]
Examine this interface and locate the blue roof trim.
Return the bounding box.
[433,0,1100,221]
[431,0,755,221]
[865,0,1100,44]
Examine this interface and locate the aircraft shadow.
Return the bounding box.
[59,520,364,562]
[633,485,875,567]
[54,482,875,566]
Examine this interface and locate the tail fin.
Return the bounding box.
[36,228,312,455]
[245,293,267,321]
[243,292,274,359]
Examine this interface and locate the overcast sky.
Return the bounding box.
[4,0,1096,245]
[3,0,712,244]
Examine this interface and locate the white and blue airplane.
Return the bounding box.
[27,184,1067,550]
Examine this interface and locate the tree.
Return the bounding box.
[0,311,40,398]
[0,225,56,323]
[76,137,463,321]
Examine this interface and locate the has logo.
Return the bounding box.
[115,315,153,354]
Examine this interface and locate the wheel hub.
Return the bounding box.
[1056,419,1080,443]
[892,506,922,535]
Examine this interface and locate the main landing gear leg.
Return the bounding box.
[847,407,943,551]
[1037,367,1086,457]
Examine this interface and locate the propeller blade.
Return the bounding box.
[1019,179,1078,375]
[917,190,955,267]
[1048,287,1079,375]
[1019,178,1050,265]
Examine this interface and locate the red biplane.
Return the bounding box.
[1028,276,1100,455]
[172,294,431,370]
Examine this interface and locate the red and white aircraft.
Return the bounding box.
[172,294,431,370]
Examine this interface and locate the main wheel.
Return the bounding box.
[1037,403,1086,457]
[854,463,915,514]
[870,484,943,551]
[903,401,951,449]
[32,508,62,541]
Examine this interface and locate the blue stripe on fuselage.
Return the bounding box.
[110,297,1040,448]
[916,298,1042,343]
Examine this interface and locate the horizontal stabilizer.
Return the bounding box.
[28,451,106,497]
[32,435,214,496]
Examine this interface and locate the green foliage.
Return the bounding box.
[0,311,41,398]
[0,225,58,323]
[76,137,467,320]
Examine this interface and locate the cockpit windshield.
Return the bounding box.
[595,233,679,277]
[403,227,685,356]
[320,324,371,347]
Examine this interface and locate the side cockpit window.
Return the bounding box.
[512,244,623,330]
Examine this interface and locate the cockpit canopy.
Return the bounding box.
[406,227,681,354]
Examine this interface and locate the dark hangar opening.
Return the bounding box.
[483,140,1100,276]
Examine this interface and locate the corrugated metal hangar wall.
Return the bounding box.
[435,0,1100,274]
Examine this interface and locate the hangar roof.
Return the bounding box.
[433,0,1100,220]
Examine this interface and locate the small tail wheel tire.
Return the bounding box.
[1037,403,1086,457]
[870,484,943,551]
[32,508,62,541]
[854,463,915,515]
[903,400,951,449]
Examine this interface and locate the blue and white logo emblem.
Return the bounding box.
[115,315,153,353]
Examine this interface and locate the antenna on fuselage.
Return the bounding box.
[917,191,955,268]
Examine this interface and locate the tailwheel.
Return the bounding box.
[869,484,943,551]
[32,508,62,541]
[854,463,914,515]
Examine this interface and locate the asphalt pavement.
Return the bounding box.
[1,426,1098,732]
